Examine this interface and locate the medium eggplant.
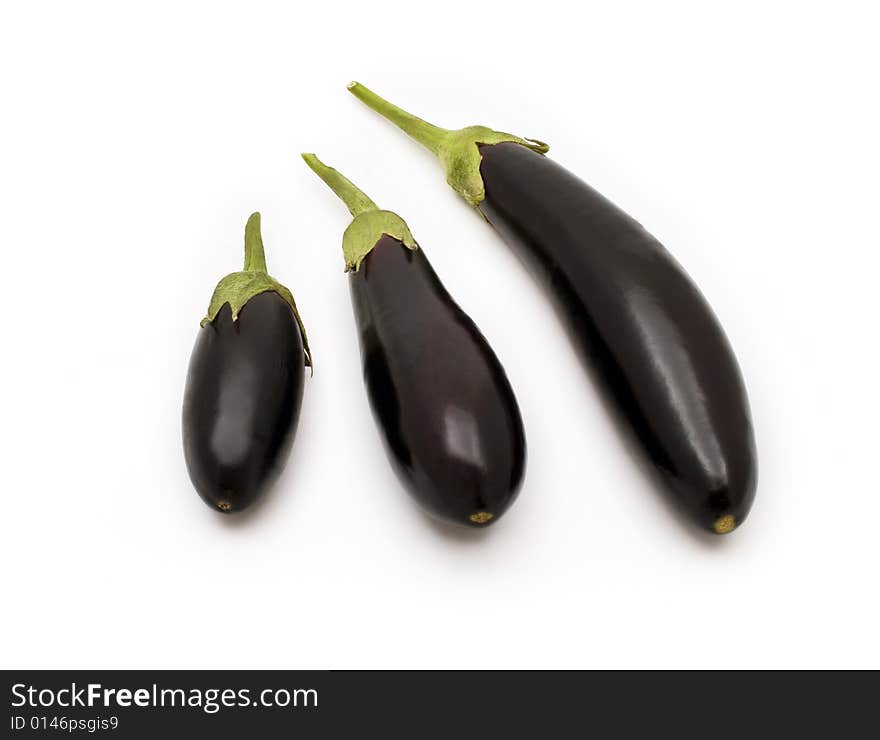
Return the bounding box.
[183,213,311,513]
[301,154,525,527]
[348,82,757,535]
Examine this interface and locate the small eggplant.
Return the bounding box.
[183,213,311,513]
[302,154,525,527]
[348,82,756,535]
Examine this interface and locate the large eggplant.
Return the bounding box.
[302,154,525,527]
[348,82,756,534]
[183,213,311,513]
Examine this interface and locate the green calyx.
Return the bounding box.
[346,81,549,207]
[301,153,416,272]
[202,212,312,368]
[341,209,415,272]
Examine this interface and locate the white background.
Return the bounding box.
[1,0,878,669]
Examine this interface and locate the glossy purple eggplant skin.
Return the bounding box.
[182,291,305,513]
[350,235,526,527]
[478,142,756,533]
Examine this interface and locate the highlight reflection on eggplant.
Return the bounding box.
[302,154,525,528]
[182,213,311,513]
[347,82,757,535]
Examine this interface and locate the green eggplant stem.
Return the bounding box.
[346,81,449,155]
[300,153,417,272]
[345,81,549,207]
[301,153,378,217]
[243,212,268,272]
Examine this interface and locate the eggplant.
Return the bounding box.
[183,213,311,513]
[347,82,756,535]
[301,154,525,527]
